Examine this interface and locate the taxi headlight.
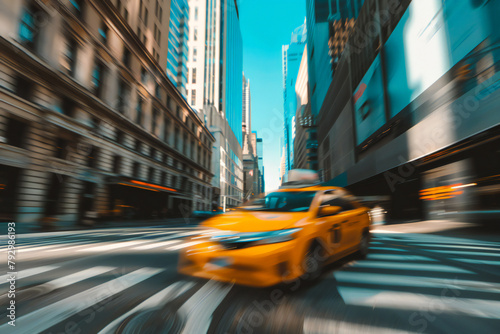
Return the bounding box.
[241,228,302,246]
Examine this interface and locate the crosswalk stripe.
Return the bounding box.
[423,249,500,257]
[350,260,473,274]
[0,266,58,284]
[411,243,500,252]
[0,267,163,334]
[333,271,500,294]
[0,267,116,298]
[77,240,152,252]
[337,289,500,320]
[179,280,233,334]
[98,281,195,334]
[18,245,63,253]
[132,240,181,250]
[303,316,410,334]
[166,241,201,251]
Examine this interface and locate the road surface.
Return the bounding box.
[1,221,499,333]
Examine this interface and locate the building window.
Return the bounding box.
[144,8,149,26]
[124,9,129,22]
[87,146,98,168]
[99,22,109,44]
[155,84,161,99]
[92,60,105,98]
[192,68,196,84]
[90,116,100,130]
[69,0,84,18]
[194,28,198,41]
[142,34,147,45]
[55,138,68,159]
[136,95,144,125]
[191,92,196,106]
[194,7,198,20]
[61,36,77,76]
[152,108,159,134]
[132,162,140,178]
[116,129,124,145]
[159,7,163,23]
[5,117,28,149]
[134,139,141,152]
[163,119,169,143]
[148,167,154,182]
[117,79,129,114]
[112,155,121,174]
[139,0,143,18]
[123,47,131,67]
[155,0,159,16]
[61,97,76,117]
[19,1,43,51]
[183,133,187,154]
[151,147,156,159]
[141,67,147,84]
[14,76,34,101]
[193,48,197,62]
[163,153,168,164]
[160,172,166,185]
[174,128,179,150]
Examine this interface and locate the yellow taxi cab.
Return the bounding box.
[178,171,371,287]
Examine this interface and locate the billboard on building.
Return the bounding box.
[353,54,386,145]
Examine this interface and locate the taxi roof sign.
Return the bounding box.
[281,169,320,188]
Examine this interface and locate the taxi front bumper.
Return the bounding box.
[178,240,299,287]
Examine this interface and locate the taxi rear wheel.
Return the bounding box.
[357,230,370,259]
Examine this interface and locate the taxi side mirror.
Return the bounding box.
[318,206,342,217]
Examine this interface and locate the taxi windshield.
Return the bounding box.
[258,191,316,212]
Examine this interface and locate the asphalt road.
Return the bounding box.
[1,221,499,334]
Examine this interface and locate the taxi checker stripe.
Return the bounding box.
[0,267,163,334]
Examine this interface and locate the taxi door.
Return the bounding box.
[316,191,351,255]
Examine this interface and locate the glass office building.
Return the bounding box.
[167,0,189,97]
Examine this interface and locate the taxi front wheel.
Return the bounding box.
[300,242,326,282]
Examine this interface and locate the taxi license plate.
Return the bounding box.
[204,257,232,270]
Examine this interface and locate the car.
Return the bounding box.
[178,184,372,287]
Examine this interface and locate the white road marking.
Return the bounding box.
[0,266,58,284]
[179,280,233,334]
[1,267,115,297]
[98,281,195,334]
[334,272,500,294]
[351,260,473,274]
[372,230,403,234]
[337,289,500,320]
[303,316,413,334]
[0,267,163,334]
[133,240,181,250]
[77,240,152,252]
[166,241,201,251]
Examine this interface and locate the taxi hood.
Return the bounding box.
[202,210,310,232]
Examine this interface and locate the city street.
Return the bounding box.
[1,221,499,334]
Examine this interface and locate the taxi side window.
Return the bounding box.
[320,195,354,212]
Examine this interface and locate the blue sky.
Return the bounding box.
[239,0,306,192]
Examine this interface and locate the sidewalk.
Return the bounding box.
[2,217,204,235]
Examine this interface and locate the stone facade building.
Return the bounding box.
[0,0,214,228]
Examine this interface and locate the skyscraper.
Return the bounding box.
[282,21,307,171]
[242,74,251,135]
[306,0,364,116]
[167,0,190,97]
[187,0,244,209]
